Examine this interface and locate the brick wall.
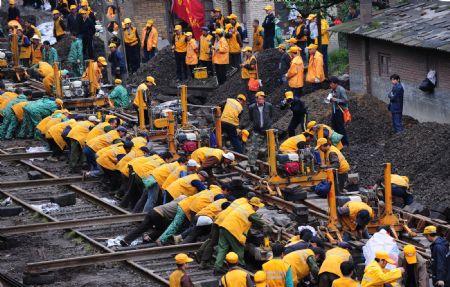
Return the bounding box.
[120,0,169,40]
[347,34,450,123]
[245,0,274,47]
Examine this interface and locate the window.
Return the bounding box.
[378,53,391,77]
[426,53,439,87]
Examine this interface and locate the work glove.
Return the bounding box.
[314,77,320,83]
[77,59,80,63]
[436,281,445,287]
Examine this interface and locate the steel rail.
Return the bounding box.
[25,243,202,274]
[0,176,99,189]
[0,214,146,236]
[0,152,52,161]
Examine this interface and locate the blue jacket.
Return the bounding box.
[430,237,449,283]
[388,83,404,113]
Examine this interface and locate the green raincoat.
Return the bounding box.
[108,84,129,108]
[0,95,28,139]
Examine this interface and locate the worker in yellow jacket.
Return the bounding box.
[173,25,187,82]
[164,171,208,204]
[252,19,264,53]
[199,26,213,76]
[214,197,265,273]
[123,18,140,73]
[52,10,66,42]
[45,119,76,162]
[307,120,344,150]
[141,19,158,63]
[338,201,373,241]
[262,243,294,287]
[219,252,253,285]
[286,46,304,98]
[377,174,413,207]
[82,56,107,94]
[225,23,242,69]
[283,248,323,286]
[241,47,257,104]
[332,261,361,287]
[190,147,235,175]
[220,94,246,153]
[316,137,350,194]
[133,76,156,127]
[30,35,43,65]
[279,131,314,154]
[169,253,194,287]
[361,251,404,287]
[306,44,325,90]
[319,244,352,287]
[212,28,229,85]
[85,117,119,143]
[185,32,198,79]
[315,17,330,76]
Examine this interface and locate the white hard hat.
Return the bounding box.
[187,159,200,167]
[0,52,5,59]
[88,115,100,122]
[223,152,235,161]
[31,34,40,40]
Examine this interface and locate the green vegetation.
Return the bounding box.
[329,48,349,76]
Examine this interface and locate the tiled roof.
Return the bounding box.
[330,2,450,52]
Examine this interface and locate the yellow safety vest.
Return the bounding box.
[287,55,304,89]
[152,162,181,188]
[325,145,350,174]
[0,92,18,112]
[96,143,126,171]
[283,249,315,285]
[86,130,120,152]
[279,134,306,154]
[199,34,213,61]
[174,34,187,53]
[212,37,229,65]
[130,154,165,178]
[295,24,307,42]
[190,147,223,164]
[162,165,187,190]
[31,43,42,64]
[186,38,198,65]
[166,173,202,199]
[133,83,148,109]
[169,269,185,287]
[214,197,248,226]
[342,201,373,231]
[361,260,402,287]
[131,136,147,148]
[19,36,32,59]
[227,31,241,53]
[319,247,351,277]
[252,26,264,52]
[38,61,53,77]
[217,201,255,245]
[221,269,248,287]
[123,26,139,46]
[116,150,144,175]
[187,185,222,214]
[332,277,361,287]
[221,98,243,127]
[262,258,291,287]
[196,198,227,220]
[67,120,94,147]
[241,55,257,80]
[390,174,409,188]
[40,115,64,135]
[11,101,28,122]
[47,120,75,150]
[85,122,110,142]
[54,17,65,37]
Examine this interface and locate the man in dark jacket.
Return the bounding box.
[424,225,449,287]
[329,76,349,146]
[247,91,273,172]
[281,91,308,136]
[67,5,79,35]
[108,43,126,79]
[278,44,291,85]
[388,74,404,133]
[262,5,275,49]
[294,14,308,64]
[78,10,96,60]
[8,0,20,22]
[398,244,429,287]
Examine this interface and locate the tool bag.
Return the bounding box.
[338,105,352,124]
[194,67,208,79]
[248,63,261,92]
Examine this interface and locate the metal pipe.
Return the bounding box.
[215,106,222,148]
[266,129,277,177]
[180,85,188,128]
[167,111,176,155]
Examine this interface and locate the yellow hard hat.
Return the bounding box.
[174,253,193,264]
[241,46,252,53]
[97,56,107,66]
[114,79,122,85]
[264,5,273,10]
[174,25,182,31]
[315,137,328,149]
[123,18,132,25]
[307,44,318,50]
[241,129,250,142]
[227,14,238,19]
[286,38,297,44]
[403,245,417,264]
[79,9,87,14]
[108,43,117,48]
[212,8,221,12]
[423,225,437,235]
[80,0,88,6]
[146,19,154,27]
[256,91,265,97]
[9,0,15,4]
[277,44,286,50]
[225,23,233,30]
[52,10,60,15]
[285,91,294,99]
[254,271,267,286]
[375,251,395,264]
[146,76,156,85]
[307,14,317,20]
[237,94,246,102]
[55,98,64,106]
[69,5,76,9]
[225,252,239,264]
[185,32,193,37]
[214,28,223,35]
[249,197,264,208]
[307,120,317,130]
[288,46,300,53]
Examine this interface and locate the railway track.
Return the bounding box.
[0,148,217,286]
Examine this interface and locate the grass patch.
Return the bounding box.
[329,48,349,76]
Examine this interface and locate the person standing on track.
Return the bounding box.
[169,253,194,287]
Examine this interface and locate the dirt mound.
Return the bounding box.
[128,46,176,92]
[53,37,105,71]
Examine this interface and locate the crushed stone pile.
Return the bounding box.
[53,37,105,71]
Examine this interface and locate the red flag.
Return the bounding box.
[171,0,205,39]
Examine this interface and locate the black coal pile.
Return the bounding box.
[128,46,176,92]
[53,37,105,71]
